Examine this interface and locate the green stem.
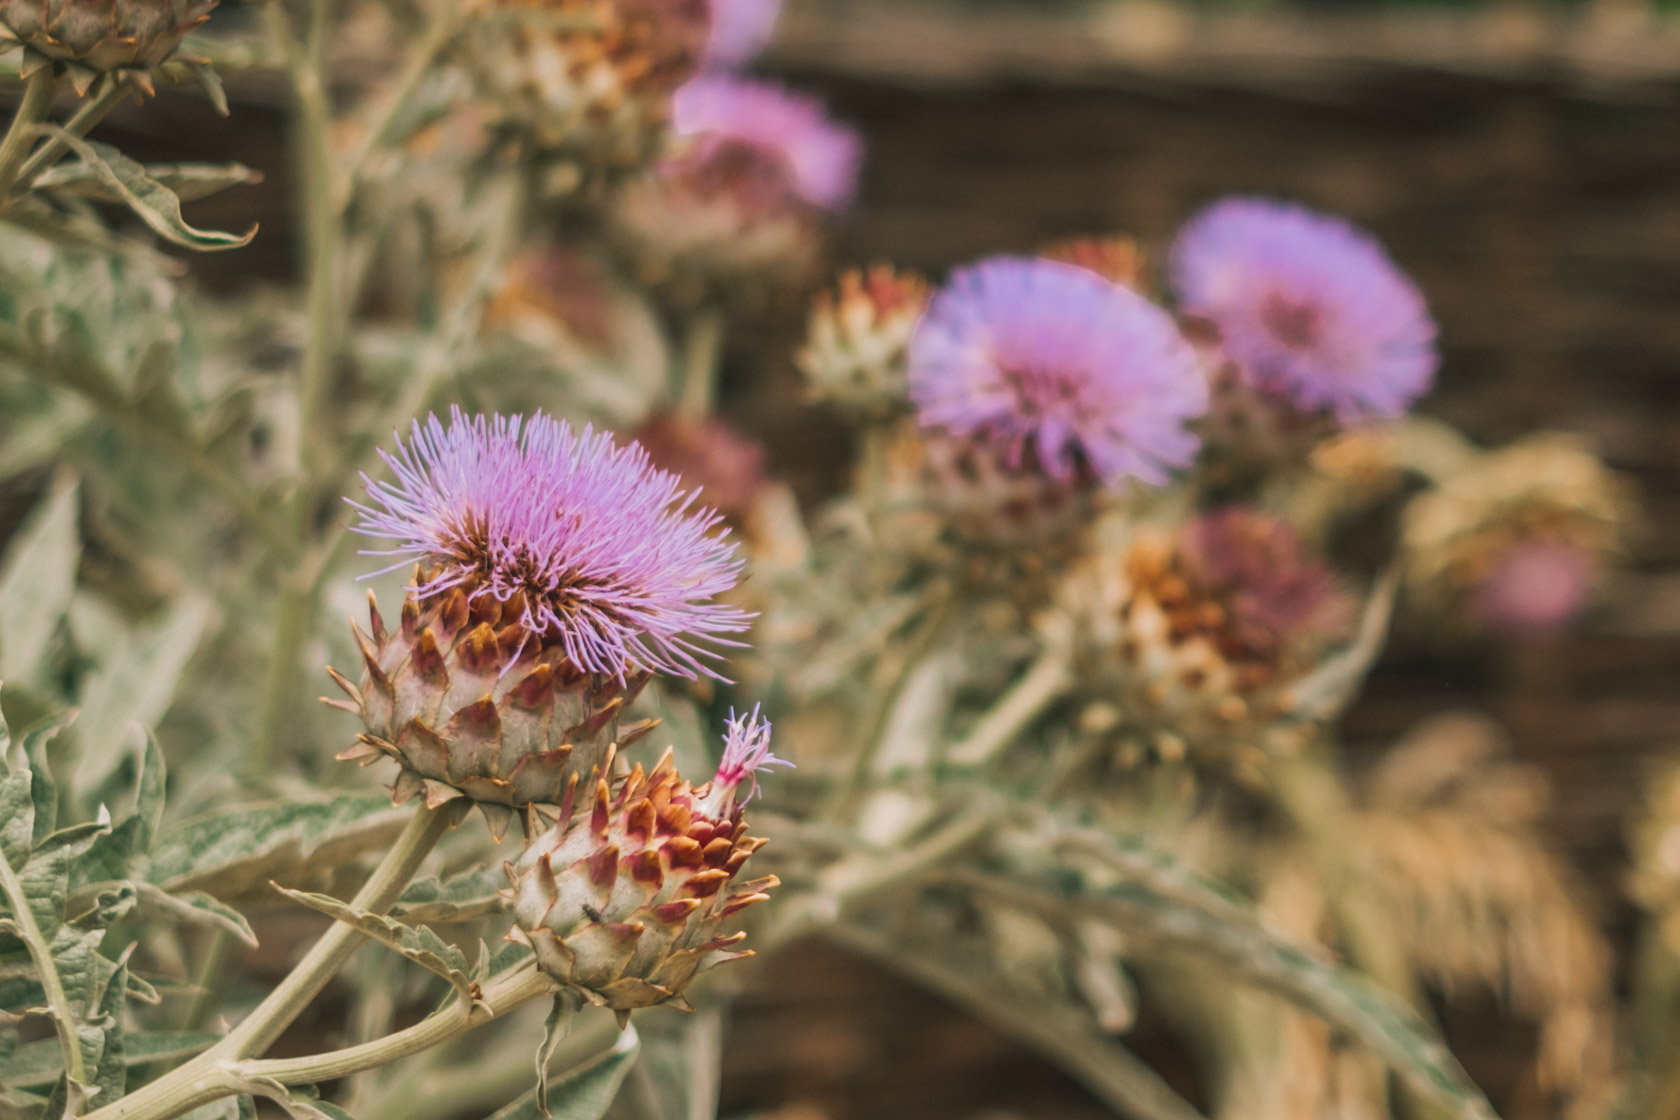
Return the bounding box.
[9,75,129,196]
[818,588,958,823]
[675,306,725,419]
[945,645,1072,767]
[341,0,466,193]
[81,805,458,1120]
[0,69,59,201]
[0,843,87,1086]
[247,0,340,775]
[80,955,546,1120]
[222,802,458,1060]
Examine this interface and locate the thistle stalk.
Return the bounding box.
[0,69,59,201]
[0,841,87,1087]
[82,804,459,1120]
[9,75,130,195]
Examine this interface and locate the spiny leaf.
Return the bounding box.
[393,866,504,923]
[271,885,476,1005]
[129,884,257,947]
[30,129,256,251]
[534,991,579,1117]
[19,711,76,849]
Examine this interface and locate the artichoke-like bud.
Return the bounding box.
[1402,432,1633,637]
[331,573,659,839]
[877,420,1096,579]
[611,75,861,305]
[1058,508,1351,746]
[0,0,214,93]
[503,708,784,1022]
[1040,236,1147,290]
[1191,350,1339,485]
[796,265,929,422]
[456,0,711,186]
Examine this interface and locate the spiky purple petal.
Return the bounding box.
[1169,197,1438,423]
[708,704,789,810]
[907,256,1207,488]
[351,408,750,680]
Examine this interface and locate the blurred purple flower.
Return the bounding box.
[671,75,862,212]
[1169,197,1437,423]
[907,256,1207,488]
[1181,506,1351,657]
[702,0,780,69]
[1474,538,1595,636]
[351,408,750,680]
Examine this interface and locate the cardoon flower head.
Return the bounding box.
[701,0,779,69]
[907,256,1207,488]
[353,408,750,682]
[504,708,783,1019]
[333,410,752,834]
[670,75,862,212]
[1169,197,1438,423]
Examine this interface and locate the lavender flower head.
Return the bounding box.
[702,0,780,69]
[1169,197,1438,423]
[1473,538,1595,636]
[671,75,862,212]
[907,256,1208,488]
[352,408,750,680]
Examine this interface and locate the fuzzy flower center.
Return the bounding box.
[1258,291,1325,353]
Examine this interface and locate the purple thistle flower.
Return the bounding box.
[351,408,751,681]
[1169,197,1438,423]
[702,0,780,69]
[907,256,1208,488]
[1473,538,1595,636]
[671,75,862,212]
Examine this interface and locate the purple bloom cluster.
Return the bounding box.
[701,0,780,69]
[352,409,750,681]
[671,75,862,212]
[1169,197,1437,423]
[908,256,1208,488]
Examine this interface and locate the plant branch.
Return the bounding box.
[0,68,59,200]
[9,76,130,196]
[675,306,726,419]
[828,921,1209,1120]
[945,644,1073,767]
[0,844,87,1087]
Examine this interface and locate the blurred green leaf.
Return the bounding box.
[32,130,257,252]
[36,161,263,205]
[486,1026,640,1120]
[0,1029,220,1089]
[393,866,504,924]
[0,472,79,690]
[146,796,409,903]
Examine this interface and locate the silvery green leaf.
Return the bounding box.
[488,1026,639,1120]
[35,161,262,205]
[30,130,257,252]
[1,769,35,870]
[0,1030,220,1089]
[972,847,1498,1120]
[271,886,476,1006]
[146,796,408,903]
[393,866,504,924]
[128,884,257,948]
[19,711,76,848]
[71,597,211,794]
[0,473,79,690]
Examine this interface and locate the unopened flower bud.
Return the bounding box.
[503,708,785,1021]
[797,265,928,422]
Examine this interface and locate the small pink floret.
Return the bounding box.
[714,705,790,802]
